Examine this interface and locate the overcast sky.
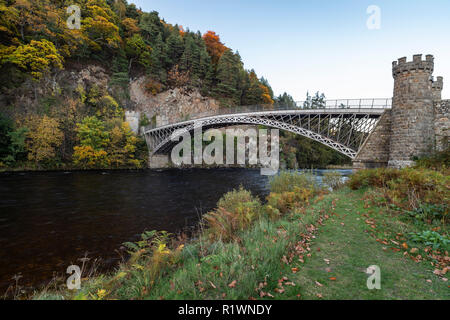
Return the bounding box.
[130,0,450,101]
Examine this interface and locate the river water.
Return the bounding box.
[0,168,351,294]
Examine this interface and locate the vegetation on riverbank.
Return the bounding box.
[32,158,449,300]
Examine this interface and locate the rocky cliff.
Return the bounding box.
[129,76,220,129]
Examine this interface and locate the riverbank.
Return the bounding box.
[31,166,449,300]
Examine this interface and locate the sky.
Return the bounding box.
[130,0,450,101]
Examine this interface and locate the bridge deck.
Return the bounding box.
[144,107,388,134]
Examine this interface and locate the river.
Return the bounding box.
[0,168,352,294]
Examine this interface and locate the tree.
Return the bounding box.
[214,50,242,105]
[25,115,63,165]
[125,33,151,70]
[107,121,144,168]
[275,93,297,108]
[166,30,184,67]
[4,39,63,80]
[202,31,227,65]
[303,91,326,109]
[241,70,269,105]
[121,17,140,37]
[139,11,164,45]
[73,116,110,168]
[0,114,28,166]
[0,0,19,45]
[75,116,109,150]
[81,1,121,52]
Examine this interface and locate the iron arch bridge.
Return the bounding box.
[143,99,392,159]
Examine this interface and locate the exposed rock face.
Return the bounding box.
[70,65,109,90]
[130,76,220,127]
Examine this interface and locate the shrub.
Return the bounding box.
[216,186,257,213]
[414,149,450,171]
[322,170,344,190]
[266,187,313,215]
[202,187,262,242]
[118,231,184,295]
[349,167,449,213]
[269,170,317,193]
[348,168,401,189]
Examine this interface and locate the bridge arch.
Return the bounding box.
[144,107,387,160]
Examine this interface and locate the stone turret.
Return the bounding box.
[432,76,443,102]
[388,54,440,168]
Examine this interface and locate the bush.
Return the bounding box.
[266,187,313,215]
[269,170,317,193]
[322,170,344,190]
[117,231,184,297]
[348,168,401,189]
[349,167,449,213]
[203,187,262,242]
[414,149,450,171]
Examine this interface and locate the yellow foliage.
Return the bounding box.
[73,145,108,169]
[25,115,63,164]
[5,39,63,80]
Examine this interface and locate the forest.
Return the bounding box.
[0,0,350,170]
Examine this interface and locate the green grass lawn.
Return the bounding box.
[289,189,449,300]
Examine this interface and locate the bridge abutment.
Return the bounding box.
[353,110,391,169]
[149,154,171,169]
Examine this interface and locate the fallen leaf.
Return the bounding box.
[228,280,237,288]
[315,281,323,287]
[274,288,285,294]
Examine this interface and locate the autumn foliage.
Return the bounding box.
[202,31,228,65]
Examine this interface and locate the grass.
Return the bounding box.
[290,188,449,300]
[32,169,449,300]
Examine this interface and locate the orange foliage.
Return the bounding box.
[178,25,185,37]
[121,18,140,37]
[260,84,274,104]
[202,31,227,65]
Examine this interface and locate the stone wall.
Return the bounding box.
[125,111,140,134]
[434,100,449,151]
[353,110,391,169]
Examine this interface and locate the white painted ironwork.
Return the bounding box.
[143,99,391,159]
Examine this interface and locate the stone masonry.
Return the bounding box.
[352,110,391,169]
[434,100,449,151]
[354,54,449,169]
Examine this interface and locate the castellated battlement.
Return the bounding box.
[432,76,444,91]
[392,54,434,77]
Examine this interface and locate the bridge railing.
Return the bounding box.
[144,98,392,130]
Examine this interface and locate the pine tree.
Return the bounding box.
[214,50,242,105]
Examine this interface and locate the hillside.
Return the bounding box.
[0,0,350,170]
